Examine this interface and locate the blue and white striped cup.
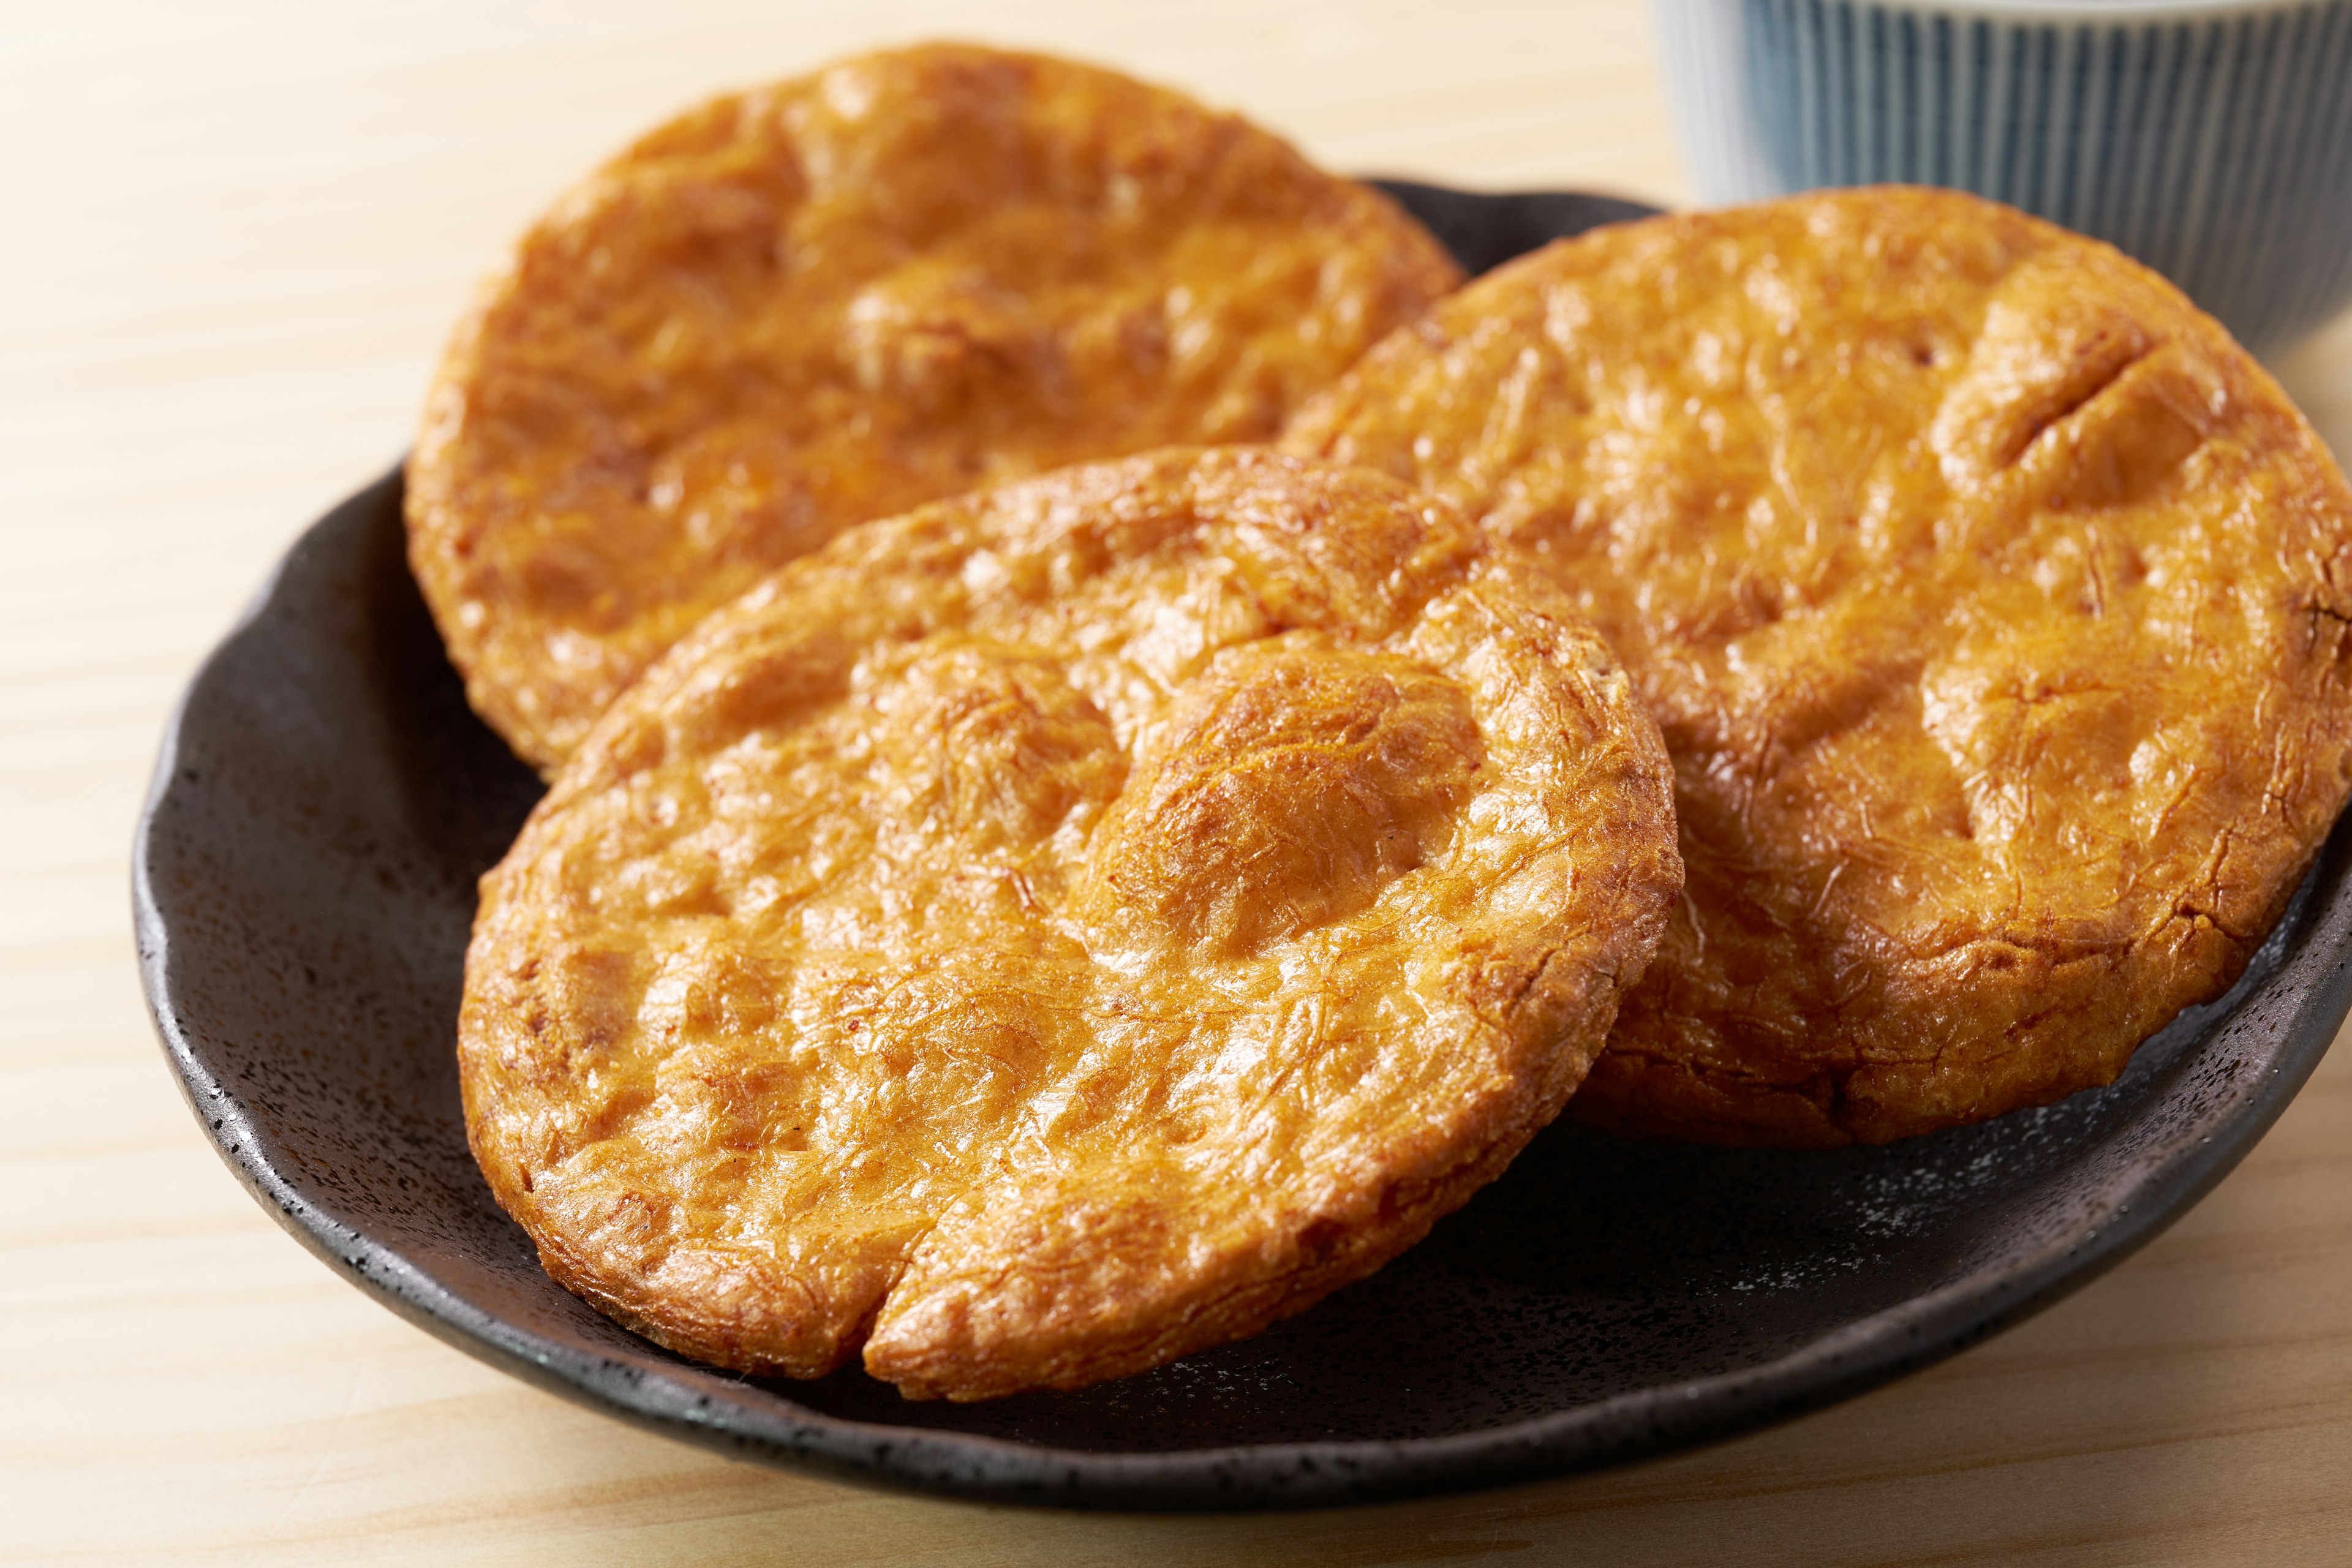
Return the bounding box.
[1654,0,2352,353]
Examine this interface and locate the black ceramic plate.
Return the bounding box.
[135,184,2351,1512]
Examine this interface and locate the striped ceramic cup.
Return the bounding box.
[1653,0,2352,353]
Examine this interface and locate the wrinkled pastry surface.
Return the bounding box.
[1284,187,2352,1146]
[458,450,1682,1398]
[407,43,1462,771]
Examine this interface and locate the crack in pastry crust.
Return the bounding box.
[1283,186,2352,1147]
[458,449,1683,1398]
[406,43,1463,772]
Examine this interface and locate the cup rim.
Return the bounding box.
[1841,0,2335,20]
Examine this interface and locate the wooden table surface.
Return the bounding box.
[9,3,2352,1563]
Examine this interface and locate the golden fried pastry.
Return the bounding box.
[1284,186,2352,1147]
[407,43,1463,772]
[457,448,1680,1398]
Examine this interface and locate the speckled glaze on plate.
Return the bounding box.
[132,184,2351,1511]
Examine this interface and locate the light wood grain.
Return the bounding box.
[4,4,2350,1563]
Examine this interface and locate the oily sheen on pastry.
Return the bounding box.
[406,43,1462,772]
[1284,186,2352,1147]
[456,449,1683,1398]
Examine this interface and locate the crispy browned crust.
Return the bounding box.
[1283,186,2352,1147]
[405,43,1463,772]
[456,448,1681,1398]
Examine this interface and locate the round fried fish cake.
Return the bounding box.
[408,43,1463,772]
[1284,186,2352,1147]
[458,448,1681,1398]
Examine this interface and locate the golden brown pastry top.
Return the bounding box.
[1284,187,2352,1145]
[407,43,1463,771]
[457,449,1681,1398]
